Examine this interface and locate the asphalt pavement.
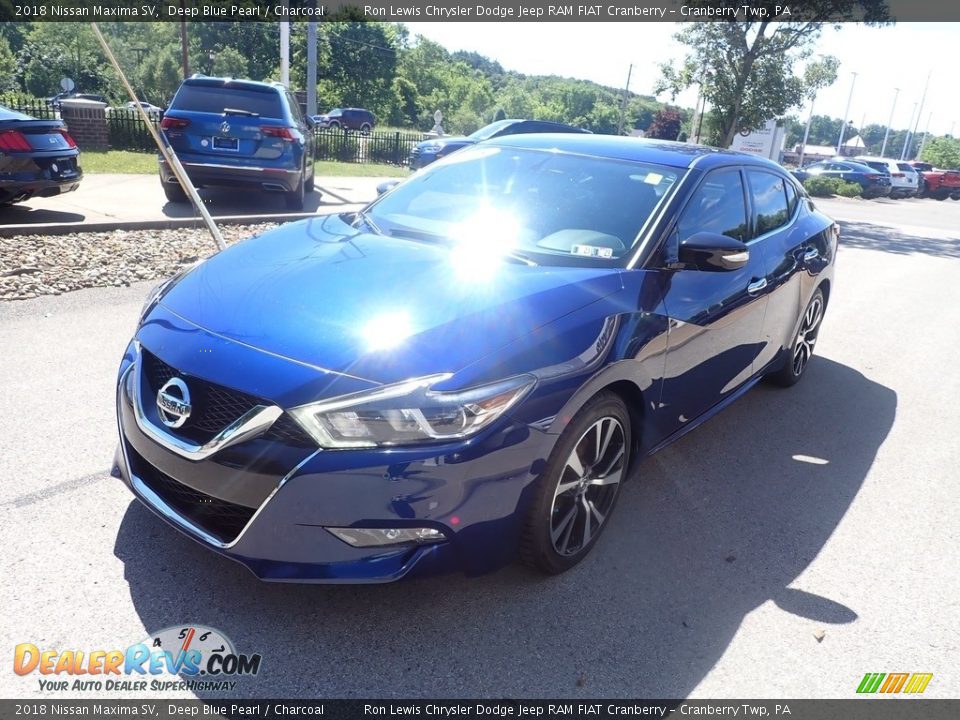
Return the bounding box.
[1,197,958,700]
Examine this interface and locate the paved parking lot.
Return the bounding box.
[1,197,958,699]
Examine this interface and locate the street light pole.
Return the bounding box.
[900,102,918,161]
[917,112,934,159]
[798,95,816,167]
[836,71,857,154]
[880,87,899,158]
[616,64,633,136]
[907,71,931,160]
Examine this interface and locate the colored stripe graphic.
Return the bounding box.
[857,673,885,693]
[857,672,933,694]
[904,673,934,694]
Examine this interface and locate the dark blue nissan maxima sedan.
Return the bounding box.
[114,135,837,583]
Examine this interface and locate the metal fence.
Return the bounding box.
[313,128,424,166]
[106,108,162,151]
[1,94,425,165]
[0,94,58,120]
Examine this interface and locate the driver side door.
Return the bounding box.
[657,167,769,432]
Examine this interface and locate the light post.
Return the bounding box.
[880,88,899,158]
[836,71,858,154]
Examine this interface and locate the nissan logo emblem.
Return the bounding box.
[157,377,192,428]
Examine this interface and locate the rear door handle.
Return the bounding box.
[747,278,768,294]
[803,247,819,262]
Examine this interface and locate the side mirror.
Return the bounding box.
[376,179,402,196]
[678,232,749,271]
[304,116,315,129]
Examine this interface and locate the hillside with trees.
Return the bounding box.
[0,21,684,136]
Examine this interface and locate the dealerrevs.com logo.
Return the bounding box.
[14,625,262,693]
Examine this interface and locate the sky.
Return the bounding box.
[403,22,958,137]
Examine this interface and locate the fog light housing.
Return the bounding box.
[327,527,444,547]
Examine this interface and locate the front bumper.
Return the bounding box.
[115,337,553,583]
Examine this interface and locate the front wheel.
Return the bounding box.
[520,392,631,575]
[768,288,825,387]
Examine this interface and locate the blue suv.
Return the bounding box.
[159,76,315,210]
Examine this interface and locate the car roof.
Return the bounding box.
[486,133,786,171]
[183,76,283,94]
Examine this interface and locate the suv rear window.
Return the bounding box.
[897,163,915,172]
[171,84,283,118]
[863,161,889,173]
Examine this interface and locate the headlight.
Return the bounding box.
[138,264,196,324]
[289,373,535,448]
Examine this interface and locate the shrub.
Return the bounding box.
[835,180,862,197]
[802,176,839,197]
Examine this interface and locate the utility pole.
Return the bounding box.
[836,71,857,154]
[616,64,633,136]
[900,102,918,161]
[178,11,189,78]
[280,16,290,87]
[307,21,317,116]
[880,87,899,158]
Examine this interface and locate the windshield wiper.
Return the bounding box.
[222,107,259,117]
[352,209,384,236]
[387,228,538,266]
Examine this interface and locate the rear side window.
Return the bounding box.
[171,84,283,118]
[785,179,799,216]
[747,170,790,236]
[863,161,888,173]
[676,168,748,242]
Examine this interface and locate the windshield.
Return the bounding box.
[365,146,682,267]
[468,120,516,141]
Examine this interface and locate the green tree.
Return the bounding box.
[0,36,18,92]
[920,137,960,169]
[657,4,888,146]
[212,47,248,78]
[646,107,683,140]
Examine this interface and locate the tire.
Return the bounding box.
[285,176,305,211]
[520,391,631,575]
[162,181,188,203]
[360,122,372,136]
[768,288,825,387]
[304,166,315,193]
[328,120,341,131]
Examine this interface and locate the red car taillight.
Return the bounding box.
[864,174,881,180]
[160,117,190,130]
[58,129,77,148]
[260,126,296,141]
[0,129,32,152]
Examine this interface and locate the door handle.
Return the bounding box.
[803,247,819,262]
[747,278,768,294]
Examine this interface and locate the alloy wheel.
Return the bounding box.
[793,295,823,376]
[549,416,625,556]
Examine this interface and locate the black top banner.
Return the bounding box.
[2,0,960,23]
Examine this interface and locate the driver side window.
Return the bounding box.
[676,168,748,243]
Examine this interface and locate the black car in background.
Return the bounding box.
[312,108,375,133]
[790,160,892,198]
[408,118,590,169]
[0,104,82,206]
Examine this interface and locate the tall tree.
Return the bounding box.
[656,2,888,146]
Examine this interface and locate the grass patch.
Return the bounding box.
[79,150,409,178]
[80,150,157,174]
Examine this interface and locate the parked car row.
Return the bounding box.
[790,155,960,200]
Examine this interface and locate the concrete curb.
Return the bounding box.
[0,205,363,238]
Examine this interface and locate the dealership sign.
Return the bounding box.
[729,120,786,161]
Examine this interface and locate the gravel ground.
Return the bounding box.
[0,223,278,301]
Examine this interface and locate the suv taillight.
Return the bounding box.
[261,126,296,141]
[58,129,77,148]
[160,117,190,130]
[0,130,31,152]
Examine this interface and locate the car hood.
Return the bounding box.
[418,137,474,150]
[158,214,624,386]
